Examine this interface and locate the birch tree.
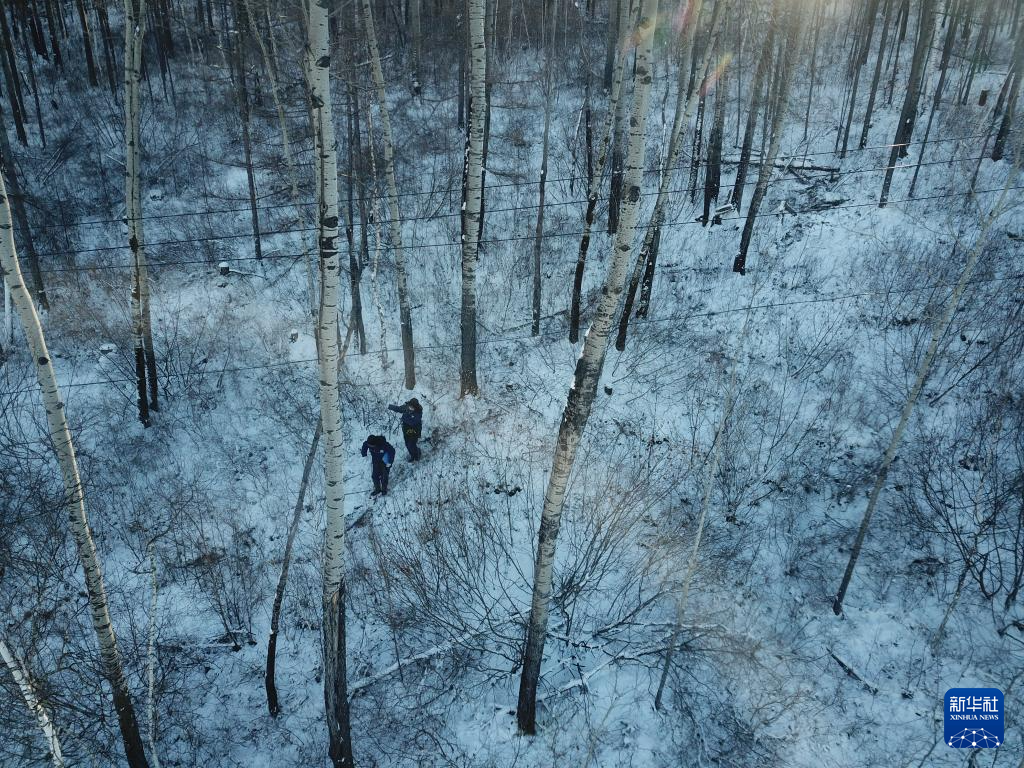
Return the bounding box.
[567,0,631,343]
[0,638,64,767]
[0,106,46,308]
[0,170,151,768]
[305,2,355,764]
[516,0,659,733]
[360,0,417,390]
[125,0,159,425]
[460,0,486,396]
[616,0,723,349]
[833,164,1020,615]
[654,291,756,710]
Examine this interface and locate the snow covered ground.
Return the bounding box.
[2,6,1023,768]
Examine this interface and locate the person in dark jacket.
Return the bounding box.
[360,434,395,496]
[388,398,423,461]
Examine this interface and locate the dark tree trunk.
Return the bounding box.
[884,0,911,106]
[231,0,261,262]
[606,0,629,235]
[803,0,822,143]
[732,18,775,212]
[266,422,322,716]
[993,15,1023,161]
[21,25,45,147]
[909,0,960,195]
[346,78,367,354]
[879,0,937,205]
[95,1,119,94]
[0,8,28,145]
[839,0,882,158]
[958,0,995,104]
[860,0,894,148]
[733,1,803,275]
[75,0,100,87]
[532,0,556,337]
[703,67,726,226]
[688,87,706,202]
[603,0,618,92]
[44,0,62,70]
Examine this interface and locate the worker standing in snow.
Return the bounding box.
[388,398,423,461]
[360,434,395,496]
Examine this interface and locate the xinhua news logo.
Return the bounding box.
[944,688,1004,749]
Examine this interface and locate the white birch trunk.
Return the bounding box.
[654,298,756,710]
[305,3,354,765]
[0,169,150,768]
[0,638,64,768]
[516,0,660,733]
[567,0,632,343]
[360,0,416,389]
[460,0,486,396]
[617,0,722,348]
[833,163,1021,614]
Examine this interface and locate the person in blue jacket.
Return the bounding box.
[388,397,423,461]
[360,434,395,496]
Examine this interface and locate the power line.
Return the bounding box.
[32,151,999,261]
[4,271,1021,399]
[31,182,1024,274]
[22,129,1011,234]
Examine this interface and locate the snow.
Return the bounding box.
[2,5,1023,768]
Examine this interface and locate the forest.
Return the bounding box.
[0,0,1022,765]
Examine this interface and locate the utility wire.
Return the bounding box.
[23,130,1012,233]
[4,271,1021,398]
[31,183,1024,274]
[31,151,999,261]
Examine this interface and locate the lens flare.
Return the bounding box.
[700,53,733,97]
